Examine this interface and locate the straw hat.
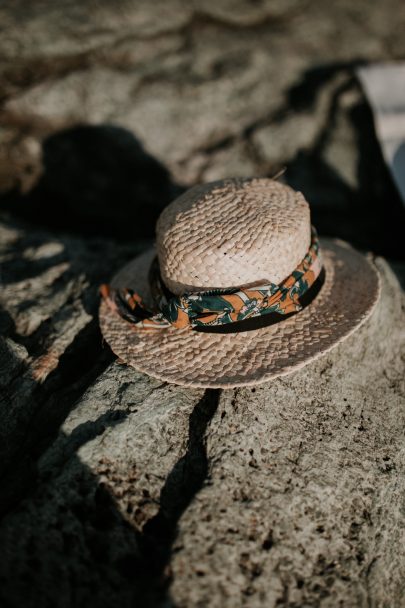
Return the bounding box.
[99,178,380,388]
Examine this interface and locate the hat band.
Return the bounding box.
[100,229,322,331]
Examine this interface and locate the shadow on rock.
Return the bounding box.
[392,141,405,203]
[0,124,183,239]
[283,62,405,260]
[0,344,221,608]
[133,389,220,592]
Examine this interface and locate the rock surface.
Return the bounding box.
[0,219,404,607]
[1,0,405,252]
[0,1,405,607]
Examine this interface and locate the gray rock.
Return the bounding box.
[2,0,405,185]
[0,1,405,606]
[170,258,405,607]
[0,212,404,608]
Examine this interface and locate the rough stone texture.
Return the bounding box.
[0,0,405,252]
[0,1,405,606]
[170,260,405,607]
[0,230,404,607]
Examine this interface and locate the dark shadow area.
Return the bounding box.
[283,62,405,260]
[0,125,183,239]
[392,142,405,202]
[0,321,115,518]
[113,389,221,604]
[0,407,144,607]
[0,335,221,608]
[0,304,17,341]
[286,60,365,111]
[0,203,147,370]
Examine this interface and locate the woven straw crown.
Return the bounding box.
[156,178,311,296]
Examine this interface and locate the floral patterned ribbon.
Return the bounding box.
[101,229,322,331]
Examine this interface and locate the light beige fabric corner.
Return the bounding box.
[99,178,380,388]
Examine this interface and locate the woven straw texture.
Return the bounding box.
[156,178,310,294]
[99,239,380,388]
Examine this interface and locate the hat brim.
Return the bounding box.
[99,239,380,388]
